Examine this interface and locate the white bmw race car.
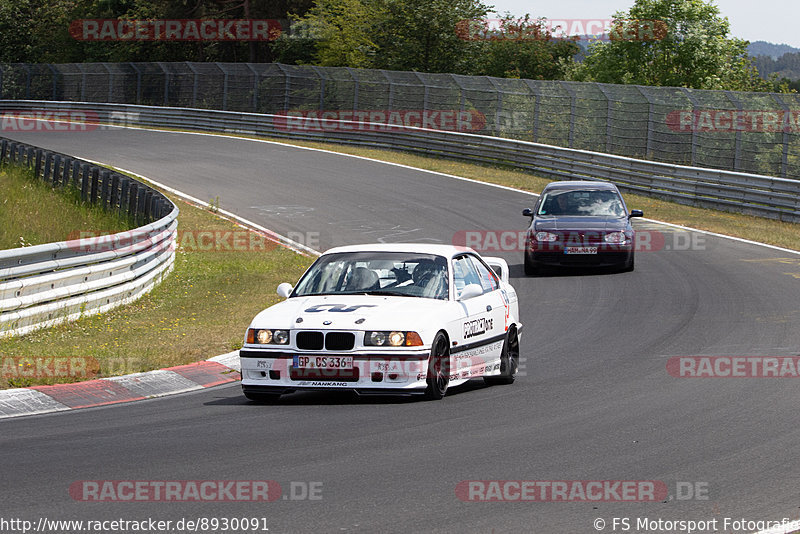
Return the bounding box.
[240,243,522,401]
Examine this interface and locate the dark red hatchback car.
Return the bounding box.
[522,181,643,275]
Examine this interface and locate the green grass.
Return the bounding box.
[0,184,312,389]
[0,164,132,249]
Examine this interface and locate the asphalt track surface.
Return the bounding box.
[3,127,800,533]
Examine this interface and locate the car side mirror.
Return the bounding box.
[459,284,483,300]
[276,283,293,298]
[629,210,644,218]
[522,208,534,217]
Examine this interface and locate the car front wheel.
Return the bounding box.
[424,332,450,400]
[524,253,540,276]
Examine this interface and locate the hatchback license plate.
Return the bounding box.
[565,246,598,254]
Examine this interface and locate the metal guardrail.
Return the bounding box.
[2,100,797,223]
[0,135,177,338]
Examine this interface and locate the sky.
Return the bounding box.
[487,0,800,49]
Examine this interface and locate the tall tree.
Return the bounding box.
[476,14,580,79]
[566,0,770,91]
[373,0,489,74]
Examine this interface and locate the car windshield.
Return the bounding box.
[292,252,449,300]
[537,189,626,217]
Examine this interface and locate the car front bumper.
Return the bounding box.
[240,348,432,394]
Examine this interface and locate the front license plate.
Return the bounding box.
[565,246,598,254]
[293,355,354,370]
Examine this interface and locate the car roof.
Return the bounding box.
[321,243,477,259]
[542,180,620,192]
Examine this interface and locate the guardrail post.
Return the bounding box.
[59,157,72,187]
[80,164,89,201]
[42,151,52,181]
[143,190,153,220]
[70,159,79,188]
[137,188,147,221]
[0,139,7,163]
[128,182,139,220]
[9,142,17,164]
[25,146,35,168]
[100,169,111,207]
[34,149,42,177]
[90,167,99,204]
[119,177,130,216]
[52,155,62,186]
[111,173,120,210]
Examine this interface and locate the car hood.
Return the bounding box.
[534,216,628,232]
[249,294,449,331]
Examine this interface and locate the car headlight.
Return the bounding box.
[535,231,558,242]
[246,328,290,345]
[365,331,423,347]
[604,231,627,244]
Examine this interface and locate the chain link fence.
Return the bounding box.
[3,62,800,179]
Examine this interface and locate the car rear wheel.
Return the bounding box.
[424,332,450,400]
[485,329,519,386]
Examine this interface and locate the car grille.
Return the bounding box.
[325,332,355,351]
[560,231,605,245]
[296,331,324,350]
[295,331,355,351]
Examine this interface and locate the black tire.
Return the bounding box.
[244,391,281,403]
[485,329,519,386]
[622,251,635,272]
[524,253,540,276]
[424,332,450,400]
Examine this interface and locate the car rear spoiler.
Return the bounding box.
[483,257,509,283]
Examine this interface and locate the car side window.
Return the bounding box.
[468,256,499,293]
[452,256,483,297]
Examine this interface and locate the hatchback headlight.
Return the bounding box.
[604,231,627,244]
[535,231,558,242]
